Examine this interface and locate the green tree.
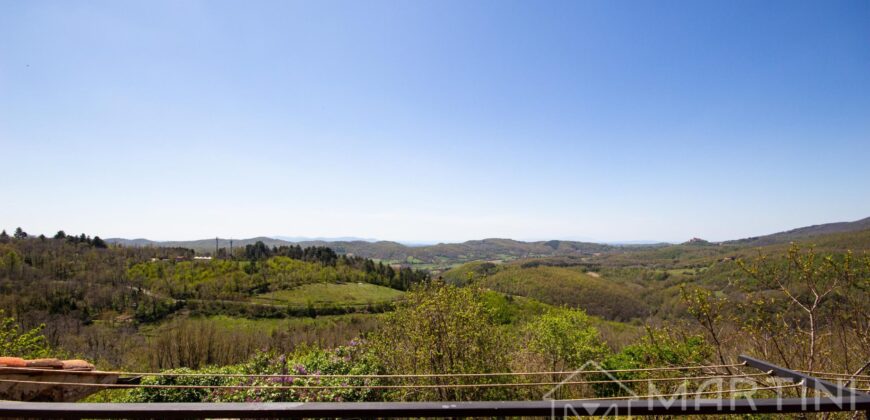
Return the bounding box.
[525,307,607,381]
[54,230,66,239]
[0,245,23,277]
[0,310,52,359]
[13,227,27,239]
[679,285,730,370]
[369,282,511,400]
[594,328,712,397]
[92,236,108,249]
[738,245,865,372]
[0,230,8,243]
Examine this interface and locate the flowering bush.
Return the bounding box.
[122,341,386,403]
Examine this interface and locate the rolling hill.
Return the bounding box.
[106,216,869,266]
[441,262,648,321]
[106,237,621,265]
[725,216,870,246]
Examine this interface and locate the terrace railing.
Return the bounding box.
[0,354,866,418]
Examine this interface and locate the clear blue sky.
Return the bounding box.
[1,0,868,243]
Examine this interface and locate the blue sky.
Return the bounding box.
[1,0,868,243]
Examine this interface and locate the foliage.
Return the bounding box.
[369,282,514,400]
[250,282,404,307]
[679,284,730,366]
[0,310,53,358]
[735,245,870,371]
[144,315,383,370]
[593,328,712,397]
[124,344,384,403]
[524,307,607,376]
[0,245,23,277]
[480,265,648,321]
[0,225,867,397]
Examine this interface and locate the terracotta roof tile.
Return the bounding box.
[25,358,64,369]
[0,357,95,371]
[0,357,26,367]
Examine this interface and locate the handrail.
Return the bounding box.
[739,355,868,399]
[0,355,867,418]
[0,397,867,419]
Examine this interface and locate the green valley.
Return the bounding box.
[0,220,867,405]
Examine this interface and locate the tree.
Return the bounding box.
[370,282,511,400]
[13,227,26,239]
[0,246,23,276]
[680,285,731,371]
[92,236,108,249]
[0,230,8,243]
[738,245,852,372]
[245,241,271,261]
[54,230,66,240]
[0,310,52,359]
[595,328,711,398]
[525,307,607,382]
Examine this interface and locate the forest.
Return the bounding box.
[0,226,867,405]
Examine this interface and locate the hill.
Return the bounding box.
[106,237,620,266]
[3,219,867,376]
[441,261,648,321]
[725,216,870,246]
[106,236,293,251]
[105,216,870,267]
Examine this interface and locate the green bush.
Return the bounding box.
[0,310,53,359]
[123,344,385,403]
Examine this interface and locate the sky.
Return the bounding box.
[1,0,869,243]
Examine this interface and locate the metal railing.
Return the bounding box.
[0,355,866,418]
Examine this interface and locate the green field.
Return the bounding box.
[250,282,405,306]
[141,312,383,334]
[192,313,383,332]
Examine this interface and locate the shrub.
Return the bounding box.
[0,310,53,359]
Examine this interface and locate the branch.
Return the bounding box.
[845,360,870,388]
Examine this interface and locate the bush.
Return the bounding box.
[124,344,385,403]
[525,307,607,375]
[0,310,53,359]
[368,282,514,400]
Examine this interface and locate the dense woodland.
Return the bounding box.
[0,228,427,367]
[0,225,868,408]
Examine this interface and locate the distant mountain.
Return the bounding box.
[605,240,671,245]
[271,236,380,243]
[106,216,870,265]
[105,237,618,264]
[726,216,870,246]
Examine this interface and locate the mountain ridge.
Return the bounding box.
[723,216,870,246]
[106,216,870,264]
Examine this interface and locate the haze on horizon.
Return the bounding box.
[2,0,869,244]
